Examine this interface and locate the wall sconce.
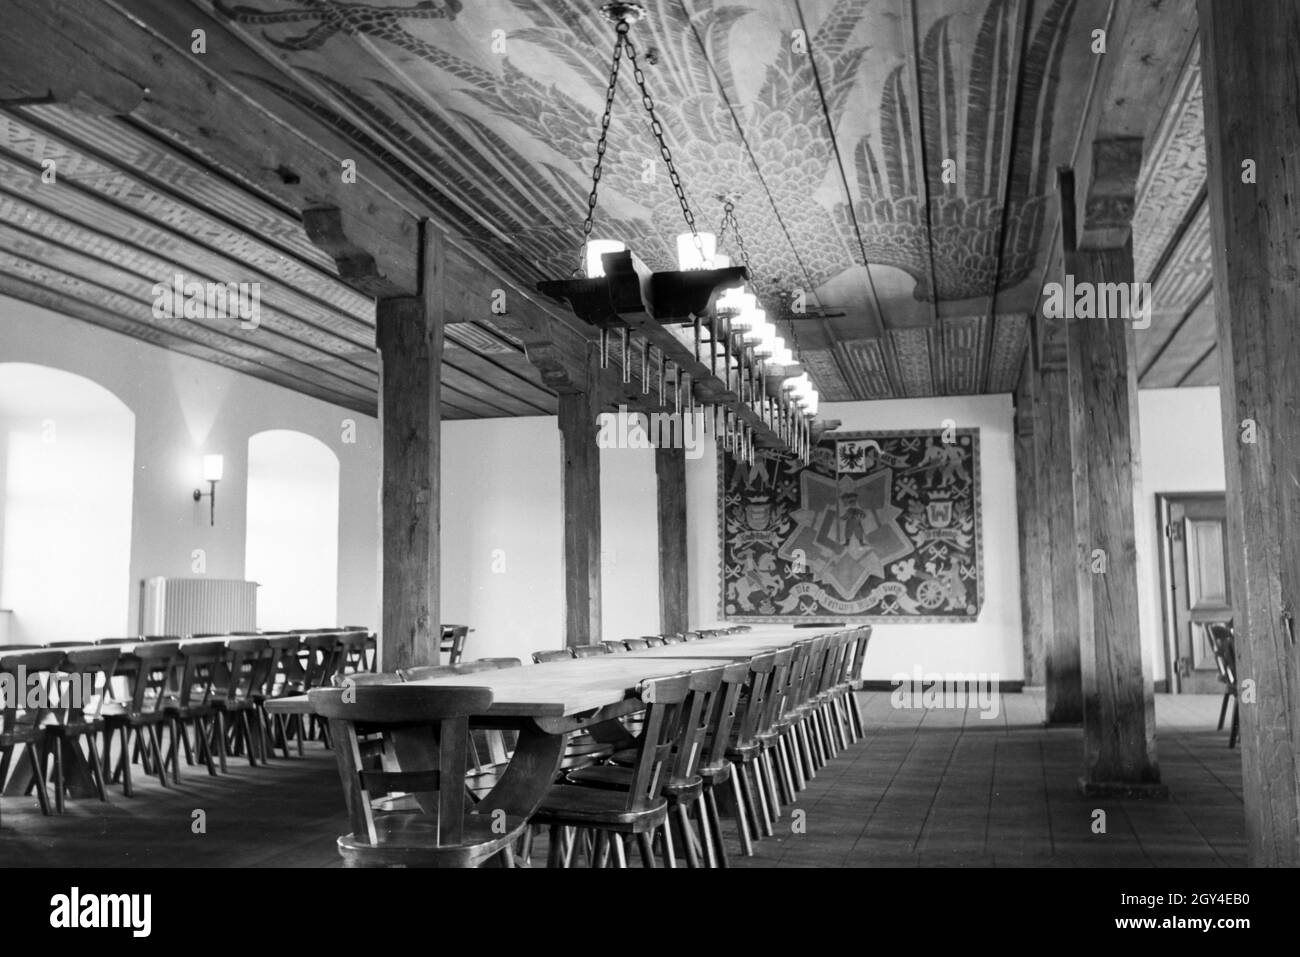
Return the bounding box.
[193,454,223,526]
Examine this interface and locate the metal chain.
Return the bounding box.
[623,32,706,267]
[720,200,804,364]
[579,22,629,275]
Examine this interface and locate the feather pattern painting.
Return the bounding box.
[204,0,1099,396]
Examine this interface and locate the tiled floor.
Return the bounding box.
[729,690,1246,867]
[0,692,1245,867]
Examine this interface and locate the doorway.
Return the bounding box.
[1157,493,1232,693]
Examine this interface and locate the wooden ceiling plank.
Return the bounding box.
[0,0,422,296]
[0,248,378,406]
[7,106,376,329]
[0,211,382,392]
[0,148,377,355]
[441,347,558,414]
[0,273,375,415]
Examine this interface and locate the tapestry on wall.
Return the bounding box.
[720,429,983,623]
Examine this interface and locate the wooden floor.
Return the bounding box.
[0,692,1245,867]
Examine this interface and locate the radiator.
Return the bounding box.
[139,577,258,637]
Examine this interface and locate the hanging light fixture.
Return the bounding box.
[537,1,818,463]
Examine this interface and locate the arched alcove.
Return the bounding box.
[0,362,135,643]
[245,429,340,630]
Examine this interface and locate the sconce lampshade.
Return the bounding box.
[202,454,224,483]
[584,239,626,278]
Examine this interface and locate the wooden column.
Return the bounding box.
[655,445,689,635]
[375,225,444,671]
[1014,363,1045,686]
[1061,157,1162,795]
[1038,365,1083,722]
[558,381,602,648]
[1199,0,1300,865]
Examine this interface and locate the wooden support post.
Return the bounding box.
[1199,0,1300,865]
[375,224,444,671]
[1038,365,1083,722]
[1060,159,1163,795]
[1014,363,1045,687]
[558,377,602,648]
[655,445,689,635]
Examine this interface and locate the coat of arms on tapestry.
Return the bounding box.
[720,429,983,623]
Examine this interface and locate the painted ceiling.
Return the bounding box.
[203,0,1109,399]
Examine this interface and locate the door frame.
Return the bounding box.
[1156,491,1229,694]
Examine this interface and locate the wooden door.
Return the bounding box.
[1159,494,1232,693]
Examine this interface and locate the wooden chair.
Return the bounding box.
[163,640,225,778]
[565,665,726,867]
[261,634,306,758]
[439,625,471,665]
[725,650,778,844]
[0,650,62,823]
[102,642,179,794]
[1205,622,1239,748]
[46,647,119,811]
[213,638,274,767]
[532,649,573,663]
[530,673,687,868]
[310,684,527,867]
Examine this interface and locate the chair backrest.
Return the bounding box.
[570,644,608,658]
[310,684,494,846]
[224,638,274,703]
[601,640,629,655]
[335,630,371,675]
[264,634,304,696]
[847,627,872,684]
[731,651,776,750]
[659,634,684,645]
[0,649,66,734]
[623,673,691,812]
[172,641,228,710]
[45,641,92,648]
[532,649,573,664]
[58,647,121,726]
[122,642,181,715]
[701,661,750,770]
[666,666,727,785]
[300,633,342,689]
[758,647,795,734]
[623,638,650,651]
[1205,622,1237,687]
[643,636,666,648]
[440,625,470,665]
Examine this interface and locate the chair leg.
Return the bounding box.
[1229,698,1239,749]
[85,737,108,801]
[695,799,718,868]
[1218,692,1230,731]
[546,825,563,868]
[147,725,168,788]
[120,726,135,797]
[660,818,678,868]
[706,788,730,868]
[636,831,658,868]
[611,833,627,868]
[675,803,702,868]
[52,738,65,814]
[749,760,774,836]
[730,767,754,856]
[25,745,51,816]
